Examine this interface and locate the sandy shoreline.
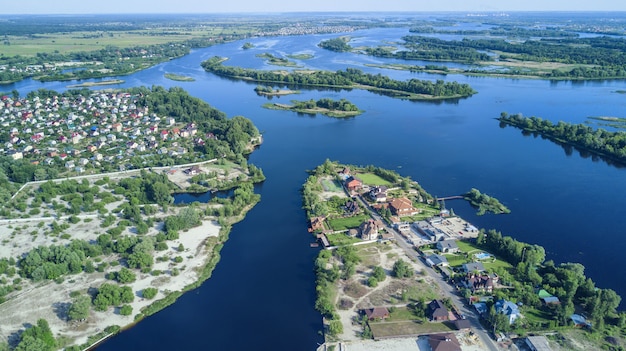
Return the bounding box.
[0,218,220,348]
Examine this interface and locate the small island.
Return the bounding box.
[66,79,124,88]
[286,53,314,60]
[463,188,511,215]
[256,53,299,67]
[164,73,195,82]
[242,42,254,50]
[318,37,352,52]
[254,85,299,96]
[263,98,363,118]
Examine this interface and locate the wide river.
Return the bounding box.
[9,26,626,350]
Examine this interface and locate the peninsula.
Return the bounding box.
[304,160,623,351]
[0,87,264,351]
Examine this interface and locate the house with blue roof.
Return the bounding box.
[495,299,521,325]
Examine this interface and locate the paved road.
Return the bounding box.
[351,193,501,351]
[391,229,500,351]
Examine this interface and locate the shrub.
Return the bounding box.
[142,287,158,299]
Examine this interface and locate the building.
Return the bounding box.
[436,240,459,253]
[495,299,520,325]
[428,299,449,321]
[345,176,362,192]
[388,197,418,217]
[462,262,485,273]
[427,333,461,351]
[369,185,388,202]
[364,307,390,320]
[525,336,553,351]
[464,273,495,293]
[425,254,449,267]
[413,221,446,241]
[308,216,325,232]
[359,218,383,241]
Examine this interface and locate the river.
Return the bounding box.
[6,23,626,351]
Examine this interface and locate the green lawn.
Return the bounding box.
[358,173,392,186]
[443,253,468,267]
[326,233,361,246]
[456,240,482,254]
[452,240,513,271]
[523,307,554,328]
[321,178,344,192]
[327,214,369,231]
[386,307,420,322]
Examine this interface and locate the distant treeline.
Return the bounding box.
[409,25,579,38]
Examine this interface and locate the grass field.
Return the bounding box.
[321,178,343,192]
[327,214,369,231]
[2,26,257,56]
[326,233,361,246]
[452,240,513,270]
[357,173,392,186]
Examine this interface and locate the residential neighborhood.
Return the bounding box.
[304,161,618,351]
[0,91,220,179]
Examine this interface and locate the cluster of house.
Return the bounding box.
[343,169,420,219]
[0,92,218,173]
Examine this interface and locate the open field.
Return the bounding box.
[2,27,256,56]
[369,320,454,338]
[327,214,369,231]
[357,173,393,186]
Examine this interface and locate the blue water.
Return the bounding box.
[5,23,626,351]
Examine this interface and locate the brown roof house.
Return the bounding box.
[308,216,326,232]
[428,299,449,321]
[345,176,363,192]
[464,273,495,293]
[359,218,383,241]
[364,307,390,321]
[427,333,461,351]
[389,197,419,217]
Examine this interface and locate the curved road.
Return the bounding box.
[353,193,501,351]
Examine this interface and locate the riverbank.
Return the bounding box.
[0,216,221,348]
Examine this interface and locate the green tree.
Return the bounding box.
[142,287,158,299]
[372,266,386,281]
[119,304,133,316]
[328,320,344,335]
[116,268,136,284]
[392,259,414,278]
[68,295,91,321]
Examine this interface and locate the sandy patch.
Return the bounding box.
[0,219,220,347]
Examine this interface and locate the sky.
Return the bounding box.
[3,0,626,14]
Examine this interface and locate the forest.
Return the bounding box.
[498,112,626,164]
[201,57,476,99]
[475,229,623,332]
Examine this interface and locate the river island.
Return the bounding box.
[304,160,623,351]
